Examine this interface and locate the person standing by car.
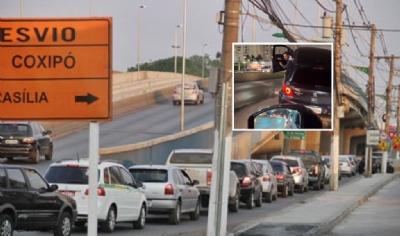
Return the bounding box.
[278,51,293,70]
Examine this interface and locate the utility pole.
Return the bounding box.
[207,0,240,235]
[330,0,342,191]
[365,24,376,178]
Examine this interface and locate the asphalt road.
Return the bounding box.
[0,93,215,174]
[14,175,359,236]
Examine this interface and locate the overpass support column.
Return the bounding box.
[339,124,345,154]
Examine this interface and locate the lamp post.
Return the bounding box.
[172,24,182,79]
[202,43,208,78]
[180,0,187,132]
[137,5,146,76]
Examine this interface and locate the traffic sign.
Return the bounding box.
[378,140,388,151]
[283,131,306,140]
[380,131,387,140]
[366,130,380,145]
[0,17,112,121]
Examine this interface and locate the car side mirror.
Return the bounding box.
[134,181,144,189]
[340,163,343,166]
[247,104,323,129]
[43,130,52,135]
[192,180,200,185]
[50,184,58,192]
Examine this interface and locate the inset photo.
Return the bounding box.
[233,43,333,131]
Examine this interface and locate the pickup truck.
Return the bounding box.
[165,149,240,212]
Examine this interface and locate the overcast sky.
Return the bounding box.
[1,0,399,122]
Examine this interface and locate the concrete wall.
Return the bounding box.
[343,127,366,154]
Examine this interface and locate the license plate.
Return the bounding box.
[59,191,75,197]
[5,139,18,144]
[147,200,152,207]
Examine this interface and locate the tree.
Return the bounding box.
[256,54,263,61]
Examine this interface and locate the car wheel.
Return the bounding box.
[288,184,294,196]
[189,198,201,220]
[228,190,239,212]
[298,184,304,194]
[314,181,321,191]
[272,188,278,201]
[169,201,181,225]
[320,180,325,189]
[281,184,288,198]
[255,190,262,207]
[246,191,254,209]
[45,144,53,161]
[53,211,72,236]
[194,97,199,105]
[100,206,116,233]
[0,214,13,236]
[304,185,309,192]
[265,191,272,203]
[133,204,146,229]
[31,148,40,164]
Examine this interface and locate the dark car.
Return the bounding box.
[0,122,53,164]
[269,160,295,197]
[358,158,394,174]
[230,160,263,209]
[272,45,332,116]
[0,164,77,236]
[287,149,326,191]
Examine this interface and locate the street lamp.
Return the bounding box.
[172,24,182,79]
[202,43,209,78]
[180,0,187,132]
[137,5,146,76]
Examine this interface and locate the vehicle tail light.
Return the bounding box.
[192,90,197,94]
[173,90,178,94]
[347,162,351,167]
[314,165,319,174]
[282,84,293,96]
[242,176,251,187]
[263,174,270,182]
[22,137,35,144]
[165,184,174,195]
[276,174,285,180]
[207,170,212,186]
[292,167,302,175]
[84,187,106,196]
[67,164,79,167]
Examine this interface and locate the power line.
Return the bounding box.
[279,22,400,32]
[315,0,335,13]
[344,6,366,56]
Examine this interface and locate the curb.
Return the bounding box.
[302,174,399,236]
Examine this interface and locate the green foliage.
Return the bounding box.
[127,54,221,77]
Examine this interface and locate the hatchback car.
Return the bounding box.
[339,155,357,177]
[172,81,205,105]
[269,160,295,198]
[244,159,278,203]
[44,158,147,233]
[230,160,263,209]
[272,45,332,116]
[129,165,201,225]
[270,155,309,193]
[0,121,53,163]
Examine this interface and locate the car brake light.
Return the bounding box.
[22,137,34,144]
[165,184,174,195]
[314,165,319,174]
[242,176,251,187]
[263,174,270,182]
[293,167,302,174]
[313,66,324,70]
[206,170,212,186]
[67,164,79,167]
[173,90,178,94]
[282,84,293,96]
[192,90,197,94]
[84,187,106,196]
[276,174,285,180]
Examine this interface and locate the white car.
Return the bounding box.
[129,165,201,225]
[44,158,148,233]
[250,159,279,203]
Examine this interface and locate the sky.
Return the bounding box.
[1,0,400,123]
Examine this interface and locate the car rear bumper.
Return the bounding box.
[173,94,198,101]
[146,198,178,213]
[279,95,331,115]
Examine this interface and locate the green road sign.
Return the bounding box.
[283,131,306,140]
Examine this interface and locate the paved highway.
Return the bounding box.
[15,175,359,236]
[1,94,215,174]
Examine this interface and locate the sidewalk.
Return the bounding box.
[228,173,398,236]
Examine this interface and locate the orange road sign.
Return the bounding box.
[0,17,112,121]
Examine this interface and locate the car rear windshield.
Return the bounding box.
[169,153,212,164]
[0,124,32,136]
[292,67,331,87]
[289,153,318,165]
[271,158,299,167]
[129,169,168,183]
[270,162,283,172]
[339,157,349,162]
[44,166,97,184]
[175,84,195,90]
[231,162,246,177]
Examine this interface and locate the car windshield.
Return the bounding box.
[0,124,32,136]
[271,158,299,167]
[292,67,331,87]
[169,153,212,164]
[231,162,246,178]
[175,84,195,90]
[270,163,283,172]
[129,169,168,183]
[44,166,97,184]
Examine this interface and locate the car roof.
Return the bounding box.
[0,121,32,125]
[129,165,173,170]
[0,164,37,171]
[271,155,300,160]
[49,158,124,168]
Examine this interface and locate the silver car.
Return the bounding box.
[339,155,357,177]
[172,81,205,105]
[128,165,201,225]
[251,159,279,203]
[270,155,309,193]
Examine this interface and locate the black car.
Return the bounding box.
[0,121,53,164]
[287,149,326,191]
[0,164,77,236]
[358,158,394,174]
[270,160,295,198]
[272,45,332,116]
[230,160,263,209]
